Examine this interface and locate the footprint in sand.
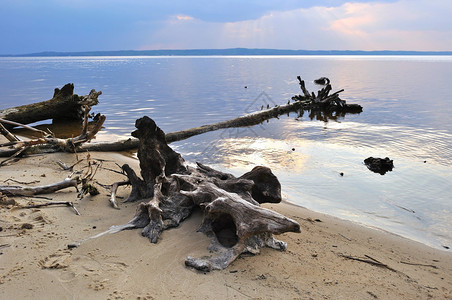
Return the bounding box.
[40,250,72,269]
[89,279,108,291]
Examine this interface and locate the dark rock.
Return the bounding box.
[364,157,394,175]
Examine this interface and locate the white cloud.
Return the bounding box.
[142,0,452,51]
[176,15,195,21]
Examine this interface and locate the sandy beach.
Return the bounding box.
[0,148,451,299]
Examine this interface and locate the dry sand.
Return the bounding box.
[0,150,451,299]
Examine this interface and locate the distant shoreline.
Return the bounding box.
[1,48,451,57]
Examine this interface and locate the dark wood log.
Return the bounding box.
[91,116,300,271]
[0,83,101,129]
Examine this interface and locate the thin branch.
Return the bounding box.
[23,195,53,200]
[0,118,48,137]
[400,261,438,269]
[3,178,40,185]
[19,201,80,215]
[100,166,125,175]
[338,253,398,272]
[56,158,84,171]
[109,180,130,209]
[0,123,20,142]
[338,233,352,241]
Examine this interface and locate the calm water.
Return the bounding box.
[0,56,451,250]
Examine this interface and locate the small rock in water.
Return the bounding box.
[364,157,394,175]
[340,172,344,176]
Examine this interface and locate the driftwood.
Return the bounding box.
[0,123,20,142]
[0,104,106,163]
[0,83,101,129]
[338,253,398,272]
[292,76,362,113]
[0,76,362,157]
[18,201,80,215]
[94,116,300,271]
[0,178,79,196]
[314,77,331,85]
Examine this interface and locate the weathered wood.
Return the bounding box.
[0,106,106,160]
[0,123,20,142]
[0,76,362,157]
[293,76,362,113]
[314,77,331,85]
[109,180,129,209]
[0,100,305,156]
[19,201,81,216]
[0,178,79,196]
[92,116,300,271]
[0,118,48,136]
[0,83,101,129]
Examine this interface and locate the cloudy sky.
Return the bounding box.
[1,0,451,54]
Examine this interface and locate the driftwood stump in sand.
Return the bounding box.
[107,116,300,271]
[0,83,101,129]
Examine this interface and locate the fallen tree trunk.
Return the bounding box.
[80,76,361,151]
[0,83,101,129]
[0,100,305,156]
[0,76,362,156]
[88,116,300,271]
[71,100,306,153]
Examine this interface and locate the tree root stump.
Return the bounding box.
[292,76,363,114]
[107,116,300,271]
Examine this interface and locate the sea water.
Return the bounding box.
[0,55,450,250]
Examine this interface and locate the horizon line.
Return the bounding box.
[2,48,452,57]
